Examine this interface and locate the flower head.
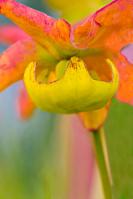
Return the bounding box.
[0,0,132,127]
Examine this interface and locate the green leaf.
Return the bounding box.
[105,99,133,199]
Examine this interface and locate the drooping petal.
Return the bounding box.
[16,83,35,119]
[114,54,133,105]
[72,0,133,50]
[0,0,77,58]
[0,24,29,45]
[46,0,111,23]
[79,103,110,131]
[24,57,119,114]
[0,38,49,91]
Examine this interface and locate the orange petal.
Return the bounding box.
[99,27,133,53]
[0,39,40,91]
[84,45,133,106]
[16,83,35,119]
[72,0,133,51]
[83,54,112,82]
[114,54,133,105]
[0,24,29,44]
[79,103,110,131]
[84,52,133,106]
[0,0,76,58]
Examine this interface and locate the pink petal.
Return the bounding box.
[0,25,29,45]
[0,39,39,91]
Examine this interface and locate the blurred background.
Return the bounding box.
[0,0,133,199]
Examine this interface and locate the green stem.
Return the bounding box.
[92,127,112,199]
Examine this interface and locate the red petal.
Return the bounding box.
[0,0,76,58]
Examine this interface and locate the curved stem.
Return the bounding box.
[92,127,112,199]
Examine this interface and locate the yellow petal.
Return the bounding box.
[24,57,119,114]
[79,102,110,131]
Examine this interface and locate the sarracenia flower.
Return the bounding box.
[0,0,132,128]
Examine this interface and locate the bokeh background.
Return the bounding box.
[0,0,133,199]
